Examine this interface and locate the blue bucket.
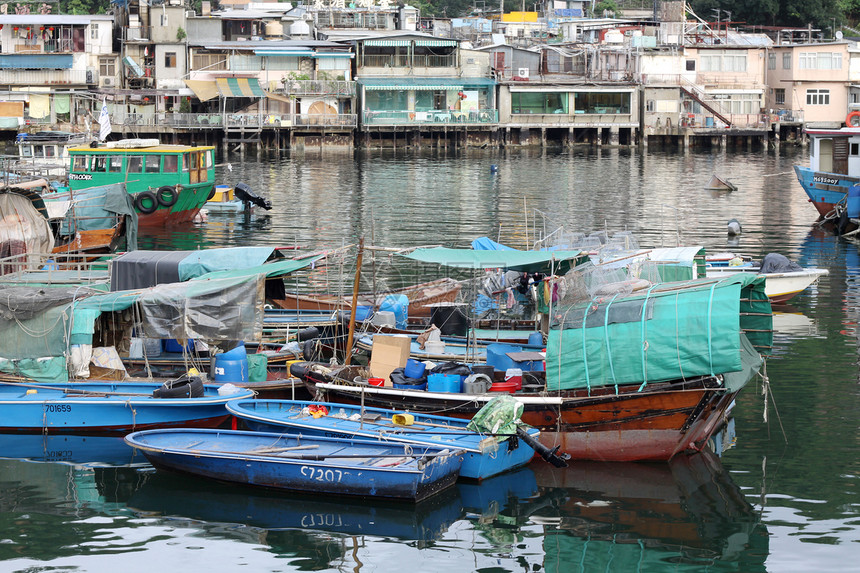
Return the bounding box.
[404,358,426,379]
[428,373,460,393]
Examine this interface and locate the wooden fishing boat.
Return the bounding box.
[270,277,462,317]
[297,274,773,463]
[227,398,540,480]
[0,380,253,434]
[124,428,463,502]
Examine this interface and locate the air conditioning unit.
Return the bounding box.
[102,77,114,87]
[517,67,530,78]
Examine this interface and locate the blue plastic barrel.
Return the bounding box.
[848,185,860,218]
[428,373,460,393]
[705,116,714,128]
[527,332,543,346]
[379,294,409,329]
[354,305,373,322]
[214,344,249,382]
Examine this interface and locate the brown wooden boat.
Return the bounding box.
[293,362,745,463]
[270,277,462,317]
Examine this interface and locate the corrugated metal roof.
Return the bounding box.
[0,54,73,70]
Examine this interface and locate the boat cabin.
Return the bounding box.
[806,127,860,177]
[67,140,216,195]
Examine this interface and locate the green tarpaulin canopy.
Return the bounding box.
[190,255,322,281]
[546,274,771,392]
[400,247,586,274]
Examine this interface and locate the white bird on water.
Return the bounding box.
[227,163,233,172]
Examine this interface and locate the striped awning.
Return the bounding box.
[415,39,458,47]
[363,39,412,47]
[216,77,265,98]
[184,79,219,102]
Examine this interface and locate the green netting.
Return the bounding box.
[546,274,770,391]
[466,395,524,440]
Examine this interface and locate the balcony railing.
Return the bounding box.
[112,112,357,129]
[0,69,87,85]
[363,109,498,125]
[279,80,356,97]
[363,54,410,68]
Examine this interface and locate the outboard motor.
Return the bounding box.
[234,182,272,210]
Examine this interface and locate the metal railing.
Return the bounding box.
[0,69,87,85]
[362,109,498,125]
[279,79,356,97]
[112,112,358,129]
[362,54,410,68]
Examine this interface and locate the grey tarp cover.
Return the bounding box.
[759,253,803,273]
[0,286,102,359]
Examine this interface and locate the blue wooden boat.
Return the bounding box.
[0,381,253,434]
[124,428,463,502]
[226,399,539,480]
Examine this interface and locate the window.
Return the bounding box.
[127,156,143,173]
[646,100,655,112]
[163,155,178,173]
[205,150,213,168]
[108,156,123,173]
[145,155,161,173]
[20,146,32,158]
[685,59,695,71]
[775,88,785,105]
[72,155,87,171]
[92,155,108,172]
[99,57,115,77]
[574,92,630,114]
[90,24,99,40]
[851,143,859,156]
[512,92,569,114]
[165,52,177,68]
[783,53,791,69]
[183,153,191,171]
[799,52,843,70]
[700,50,747,73]
[807,89,830,105]
[768,53,776,70]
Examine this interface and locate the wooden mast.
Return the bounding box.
[344,238,364,365]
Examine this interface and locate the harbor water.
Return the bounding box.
[2,145,859,572]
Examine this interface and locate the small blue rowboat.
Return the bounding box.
[0,381,253,434]
[226,399,539,480]
[125,428,463,502]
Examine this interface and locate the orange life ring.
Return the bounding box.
[847,111,860,127]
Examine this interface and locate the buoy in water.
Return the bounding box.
[490,165,498,173]
[727,218,742,236]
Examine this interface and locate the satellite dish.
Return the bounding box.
[836,30,844,40]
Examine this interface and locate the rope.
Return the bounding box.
[637,284,659,392]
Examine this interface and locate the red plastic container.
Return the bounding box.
[504,368,523,391]
[368,377,385,387]
[489,381,518,393]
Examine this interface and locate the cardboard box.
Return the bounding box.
[369,334,411,386]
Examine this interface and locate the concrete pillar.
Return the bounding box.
[541,127,547,147]
[609,126,620,146]
[720,134,727,148]
[683,133,690,149]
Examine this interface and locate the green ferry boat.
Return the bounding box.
[67,139,215,226]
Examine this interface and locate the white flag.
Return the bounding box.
[98,97,111,142]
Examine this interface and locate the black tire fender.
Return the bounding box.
[156,186,178,207]
[135,191,158,214]
[152,376,205,398]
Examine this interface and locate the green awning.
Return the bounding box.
[363,39,412,47]
[415,40,458,47]
[400,247,586,274]
[216,77,265,98]
[191,256,321,281]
